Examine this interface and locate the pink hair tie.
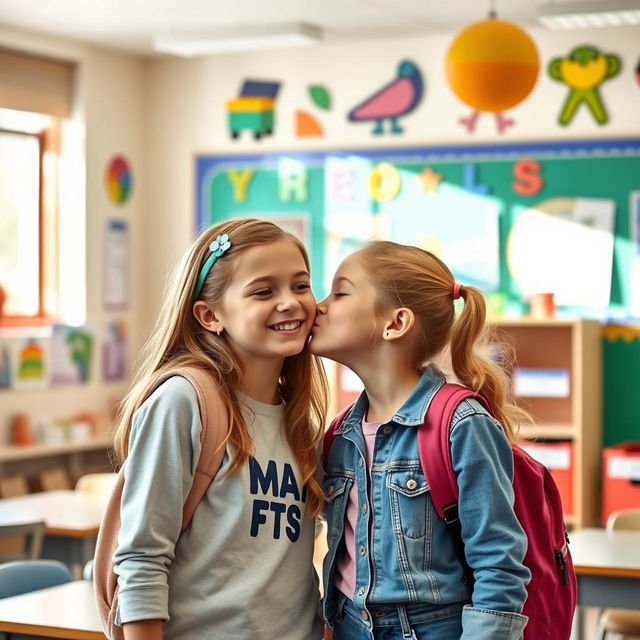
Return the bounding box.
[453,283,463,300]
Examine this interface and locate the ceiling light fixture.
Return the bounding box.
[537,0,640,29]
[152,22,323,57]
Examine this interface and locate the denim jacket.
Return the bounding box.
[322,365,530,639]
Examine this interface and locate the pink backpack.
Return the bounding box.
[93,366,229,640]
[323,383,577,640]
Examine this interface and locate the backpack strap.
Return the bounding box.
[149,366,229,531]
[322,403,355,463]
[417,382,492,586]
[93,365,229,639]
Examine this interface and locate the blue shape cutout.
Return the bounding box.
[463,163,491,195]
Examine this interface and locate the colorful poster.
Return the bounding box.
[50,325,94,386]
[8,336,49,389]
[105,155,133,205]
[0,340,10,389]
[508,197,615,309]
[102,319,128,382]
[391,182,500,292]
[104,219,129,310]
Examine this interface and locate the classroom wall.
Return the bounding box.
[143,24,640,329]
[1,21,638,443]
[0,25,147,441]
[143,24,639,446]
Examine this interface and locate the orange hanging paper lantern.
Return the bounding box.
[446,18,539,113]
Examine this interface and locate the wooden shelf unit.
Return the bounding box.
[0,437,114,487]
[490,318,602,529]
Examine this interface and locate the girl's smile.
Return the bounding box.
[269,319,306,335]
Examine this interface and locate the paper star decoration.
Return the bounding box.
[417,167,443,193]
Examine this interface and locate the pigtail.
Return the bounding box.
[449,286,528,442]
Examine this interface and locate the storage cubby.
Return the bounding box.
[490,318,602,528]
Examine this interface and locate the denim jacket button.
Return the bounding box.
[358,587,365,596]
[383,425,393,434]
[359,544,366,556]
[358,458,364,467]
[360,610,369,621]
[361,503,368,514]
[406,479,418,490]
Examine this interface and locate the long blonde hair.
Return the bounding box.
[114,218,328,515]
[357,241,528,442]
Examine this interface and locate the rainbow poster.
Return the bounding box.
[105,155,133,205]
[4,336,50,389]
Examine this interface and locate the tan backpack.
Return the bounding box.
[93,366,229,640]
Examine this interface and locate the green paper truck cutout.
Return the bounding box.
[227,80,281,140]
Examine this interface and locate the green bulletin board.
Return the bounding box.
[603,326,640,447]
[196,138,640,444]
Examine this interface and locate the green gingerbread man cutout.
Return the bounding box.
[548,45,621,126]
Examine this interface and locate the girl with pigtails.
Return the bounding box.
[312,241,530,640]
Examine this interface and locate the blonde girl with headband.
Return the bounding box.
[111,218,327,640]
[311,241,530,640]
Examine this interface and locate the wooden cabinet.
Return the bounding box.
[490,318,602,529]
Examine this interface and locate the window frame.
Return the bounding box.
[0,120,59,327]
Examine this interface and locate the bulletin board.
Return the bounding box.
[196,138,640,445]
[602,325,640,447]
[196,137,640,318]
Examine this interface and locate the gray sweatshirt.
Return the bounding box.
[113,376,323,639]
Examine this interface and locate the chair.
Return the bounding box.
[39,467,71,491]
[82,558,93,581]
[0,479,34,560]
[606,509,640,533]
[0,522,46,561]
[0,474,29,498]
[0,559,72,599]
[74,472,118,500]
[597,509,640,639]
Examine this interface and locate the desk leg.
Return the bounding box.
[575,606,585,640]
[82,537,95,576]
[42,536,73,573]
[42,535,96,579]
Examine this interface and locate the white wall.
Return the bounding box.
[1,21,639,439]
[0,25,147,441]
[143,24,640,330]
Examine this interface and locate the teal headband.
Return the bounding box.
[193,233,232,300]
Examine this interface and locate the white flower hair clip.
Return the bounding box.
[209,234,231,257]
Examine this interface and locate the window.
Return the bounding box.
[0,114,58,325]
[1,128,43,319]
[0,49,73,326]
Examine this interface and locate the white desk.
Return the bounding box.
[0,490,106,575]
[0,580,105,639]
[570,528,640,639]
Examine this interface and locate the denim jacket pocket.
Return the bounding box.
[386,470,429,539]
[323,475,352,542]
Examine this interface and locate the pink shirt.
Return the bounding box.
[334,416,381,599]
